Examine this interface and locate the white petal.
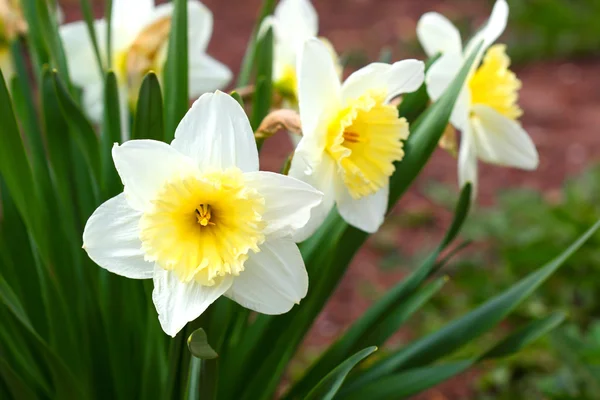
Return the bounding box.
[471,105,539,170]
[244,171,323,239]
[59,20,105,89]
[225,238,307,314]
[153,0,214,53]
[341,60,425,103]
[458,123,478,194]
[425,52,471,129]
[335,180,388,234]
[112,0,153,38]
[274,0,318,49]
[153,268,233,337]
[188,54,232,98]
[297,38,341,149]
[465,0,509,57]
[288,153,336,242]
[170,91,258,172]
[82,193,153,279]
[112,140,196,211]
[417,12,463,57]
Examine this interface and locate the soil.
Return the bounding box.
[60,1,600,398]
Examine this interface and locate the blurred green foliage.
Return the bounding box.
[405,165,600,399]
[506,0,600,63]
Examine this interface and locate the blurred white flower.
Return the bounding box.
[262,0,340,104]
[59,0,232,138]
[417,0,538,194]
[288,38,424,239]
[83,91,323,337]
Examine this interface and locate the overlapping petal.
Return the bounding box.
[335,180,389,234]
[244,171,323,239]
[171,91,258,172]
[83,194,153,279]
[226,239,308,314]
[417,12,463,57]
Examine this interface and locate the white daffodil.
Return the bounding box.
[263,0,340,104]
[417,0,538,193]
[288,38,424,240]
[82,91,323,337]
[59,0,232,137]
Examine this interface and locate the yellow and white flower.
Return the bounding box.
[83,91,323,337]
[59,0,231,136]
[288,38,424,239]
[263,0,339,103]
[417,0,538,193]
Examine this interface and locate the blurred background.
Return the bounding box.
[60,0,600,398]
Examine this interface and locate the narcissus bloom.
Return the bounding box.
[263,0,340,103]
[83,91,323,337]
[60,0,231,135]
[417,0,538,193]
[289,38,424,239]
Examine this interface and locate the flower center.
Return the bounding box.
[469,44,522,120]
[326,90,408,199]
[115,16,171,106]
[139,168,266,286]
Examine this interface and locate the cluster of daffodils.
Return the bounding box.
[80,0,539,336]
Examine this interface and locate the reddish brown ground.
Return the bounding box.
[62,1,600,398]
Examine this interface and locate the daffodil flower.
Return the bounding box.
[59,0,231,136]
[263,0,340,103]
[288,38,424,240]
[82,91,323,337]
[417,0,538,193]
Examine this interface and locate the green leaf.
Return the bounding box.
[480,311,566,360]
[0,70,40,239]
[343,220,600,392]
[251,26,273,133]
[187,328,218,360]
[343,361,472,400]
[105,0,113,67]
[236,0,276,86]
[35,0,72,85]
[305,347,377,400]
[230,91,244,107]
[51,70,102,191]
[0,350,40,399]
[342,313,566,399]
[163,0,189,141]
[133,72,165,141]
[78,0,104,74]
[102,71,123,198]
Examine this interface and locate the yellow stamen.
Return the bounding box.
[274,63,298,101]
[326,90,408,199]
[139,168,265,286]
[469,44,522,120]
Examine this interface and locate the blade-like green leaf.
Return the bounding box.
[36,0,72,85]
[78,0,104,74]
[236,0,276,86]
[102,71,123,198]
[251,26,273,133]
[480,312,566,361]
[306,347,377,400]
[342,312,566,399]
[163,0,189,140]
[133,72,165,141]
[105,0,113,66]
[343,220,600,392]
[188,328,218,360]
[51,70,101,191]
